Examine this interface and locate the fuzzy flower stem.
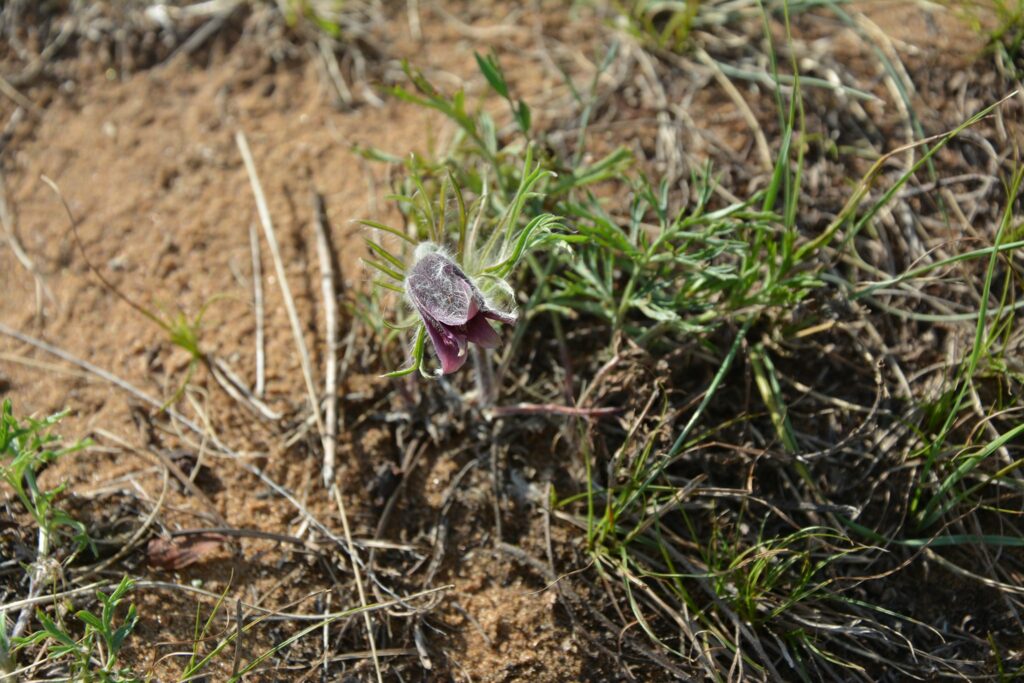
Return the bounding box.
[471,345,496,408]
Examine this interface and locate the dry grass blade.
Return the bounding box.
[317,37,354,107]
[248,222,266,398]
[693,47,772,173]
[0,74,41,116]
[1,581,108,616]
[331,483,383,683]
[209,356,281,421]
[0,578,449,623]
[162,1,240,64]
[234,130,326,445]
[0,351,93,380]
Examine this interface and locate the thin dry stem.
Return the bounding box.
[235,130,326,446]
[0,73,40,115]
[0,321,228,454]
[0,579,448,623]
[209,357,281,421]
[0,172,54,320]
[248,221,266,398]
[318,37,354,107]
[313,191,341,488]
[331,484,383,683]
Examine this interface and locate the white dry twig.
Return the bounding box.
[318,38,354,108]
[249,222,266,398]
[210,356,280,421]
[312,192,341,487]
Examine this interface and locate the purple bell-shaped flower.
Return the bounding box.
[405,246,516,375]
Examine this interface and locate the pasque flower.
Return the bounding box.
[362,148,562,379]
[405,244,516,375]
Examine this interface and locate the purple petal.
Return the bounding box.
[464,313,500,348]
[422,318,468,375]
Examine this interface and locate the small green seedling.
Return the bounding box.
[14,576,140,683]
[0,400,91,559]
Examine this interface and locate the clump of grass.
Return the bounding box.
[0,400,90,562]
[608,0,824,55]
[613,0,703,53]
[366,34,824,370]
[360,56,629,384]
[1,400,90,676]
[1,0,383,111]
[277,0,361,39]
[907,167,1024,533]
[363,4,1024,678]
[362,36,853,676]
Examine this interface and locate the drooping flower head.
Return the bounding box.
[405,244,516,375]
[362,148,564,379]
